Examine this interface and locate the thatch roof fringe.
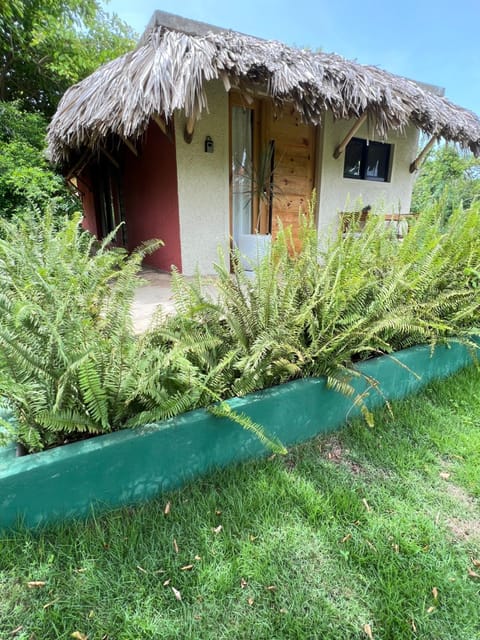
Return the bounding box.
[47,25,480,164]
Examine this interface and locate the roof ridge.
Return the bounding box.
[137,10,251,47]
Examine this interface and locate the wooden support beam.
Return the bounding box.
[153,114,168,137]
[100,147,120,168]
[241,91,255,105]
[73,173,91,192]
[409,136,437,173]
[120,135,138,156]
[66,176,83,198]
[220,71,231,92]
[65,149,91,182]
[333,112,369,159]
[152,114,175,143]
[183,114,196,144]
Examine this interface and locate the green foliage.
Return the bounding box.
[152,196,480,413]
[0,0,136,115]
[0,212,279,454]
[411,144,480,218]
[1,196,480,453]
[0,102,76,217]
[1,366,479,639]
[0,1,135,216]
[0,211,170,450]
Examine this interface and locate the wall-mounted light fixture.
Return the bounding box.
[204,136,214,153]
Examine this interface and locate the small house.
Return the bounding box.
[48,11,480,274]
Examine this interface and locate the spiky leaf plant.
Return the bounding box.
[0,210,283,454]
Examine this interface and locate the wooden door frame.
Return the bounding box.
[229,92,270,244]
[92,160,126,247]
[229,92,320,249]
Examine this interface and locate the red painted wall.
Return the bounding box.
[123,123,182,272]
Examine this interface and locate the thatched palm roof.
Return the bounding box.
[47,12,480,164]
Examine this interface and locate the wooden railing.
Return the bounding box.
[340,211,418,238]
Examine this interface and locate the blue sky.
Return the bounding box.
[107,0,480,116]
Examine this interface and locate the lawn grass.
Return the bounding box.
[1,366,479,640]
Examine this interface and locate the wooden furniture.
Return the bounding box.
[340,211,418,237]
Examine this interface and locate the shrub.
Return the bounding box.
[1,198,479,453]
[0,211,167,451]
[411,145,480,219]
[0,211,282,454]
[151,198,480,406]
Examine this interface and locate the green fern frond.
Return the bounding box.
[77,358,110,429]
[208,402,287,455]
[35,409,100,433]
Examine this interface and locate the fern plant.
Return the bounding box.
[1,196,479,454]
[149,196,480,425]
[0,210,284,454]
[0,210,169,451]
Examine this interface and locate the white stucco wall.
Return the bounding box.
[174,81,230,275]
[175,88,421,273]
[316,112,420,235]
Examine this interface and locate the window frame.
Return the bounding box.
[343,137,392,183]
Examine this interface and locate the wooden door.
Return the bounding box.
[264,102,317,248]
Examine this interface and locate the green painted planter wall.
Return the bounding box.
[0,340,477,530]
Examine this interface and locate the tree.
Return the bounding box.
[0,0,136,116]
[0,1,136,218]
[0,101,77,217]
[411,144,480,218]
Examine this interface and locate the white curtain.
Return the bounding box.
[231,107,253,246]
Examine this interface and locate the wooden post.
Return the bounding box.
[120,135,138,156]
[333,112,368,159]
[183,114,196,144]
[409,136,437,173]
[100,147,120,168]
[153,114,168,136]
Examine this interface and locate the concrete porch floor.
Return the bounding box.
[131,268,217,333]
